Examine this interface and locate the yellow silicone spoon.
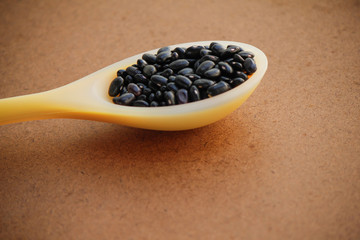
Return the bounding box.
[0,40,267,131]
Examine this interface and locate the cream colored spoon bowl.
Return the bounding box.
[0,41,267,130]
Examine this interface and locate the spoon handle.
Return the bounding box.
[0,90,66,125]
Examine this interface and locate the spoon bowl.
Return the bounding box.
[0,40,268,130]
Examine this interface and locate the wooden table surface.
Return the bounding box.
[1,0,359,239]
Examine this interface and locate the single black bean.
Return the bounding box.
[150,101,159,107]
[157,46,171,54]
[227,44,243,51]
[142,53,157,64]
[220,76,232,83]
[127,83,142,96]
[199,55,220,63]
[134,73,148,84]
[175,75,192,89]
[159,68,173,78]
[193,79,216,89]
[136,83,147,89]
[218,61,234,76]
[137,59,147,69]
[209,42,219,49]
[173,47,186,58]
[142,65,157,78]
[178,67,194,75]
[204,68,221,79]
[171,52,179,61]
[108,76,124,97]
[244,58,257,74]
[229,61,243,71]
[207,81,231,97]
[133,100,150,107]
[160,85,167,92]
[148,93,155,102]
[169,59,189,71]
[168,75,176,82]
[233,54,245,64]
[176,89,188,104]
[200,49,212,57]
[148,81,160,91]
[193,60,201,70]
[221,45,242,59]
[156,51,172,64]
[185,73,201,81]
[113,93,135,105]
[210,43,226,57]
[155,90,163,100]
[126,66,141,77]
[231,77,246,87]
[185,45,204,58]
[137,94,147,101]
[239,51,255,59]
[233,71,248,79]
[125,75,134,84]
[151,75,168,86]
[143,87,152,96]
[189,85,200,102]
[117,69,127,77]
[196,60,215,75]
[167,82,179,92]
[164,91,176,105]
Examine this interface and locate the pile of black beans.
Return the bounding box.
[108,42,257,107]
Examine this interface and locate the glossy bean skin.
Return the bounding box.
[156,51,172,64]
[108,76,124,97]
[193,79,216,89]
[127,83,142,96]
[173,47,186,58]
[218,61,233,76]
[176,89,188,104]
[185,45,204,58]
[169,59,189,71]
[204,68,221,79]
[178,67,194,75]
[189,85,200,102]
[113,93,135,105]
[143,65,157,78]
[196,60,215,75]
[239,51,255,59]
[207,81,231,97]
[231,77,245,87]
[175,75,192,89]
[126,66,142,77]
[164,91,176,105]
[142,53,157,64]
[244,58,257,74]
[151,75,168,86]
[167,82,179,92]
[133,100,150,107]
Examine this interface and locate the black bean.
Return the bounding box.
[178,67,194,75]
[150,101,159,107]
[244,58,257,74]
[168,75,176,82]
[193,60,201,70]
[176,89,188,104]
[134,73,148,84]
[127,83,142,96]
[137,94,147,101]
[164,91,175,105]
[156,51,172,64]
[200,49,212,57]
[185,45,204,58]
[186,58,197,67]
[113,93,135,105]
[185,73,201,81]
[239,51,255,59]
[108,76,124,97]
[233,71,248,79]
[142,53,157,64]
[218,61,233,76]
[133,100,149,107]
[159,68,173,78]
[227,44,243,51]
[189,85,200,102]
[136,83,147,90]
[126,66,142,77]
[125,75,134,84]
[199,55,220,64]
[143,87,152,96]
[148,81,160,91]
[193,79,216,89]
[231,77,246,87]
[210,43,226,57]
[160,85,167,92]
[171,51,179,61]
[169,59,189,71]
[173,47,186,58]
[204,68,221,79]
[196,60,215,75]
[157,46,171,54]
[148,93,155,102]
[150,75,168,86]
[175,75,192,89]
[221,45,242,59]
[142,65,157,78]
[207,81,231,97]
[117,69,127,77]
[137,59,147,69]
[229,61,243,71]
[233,54,245,64]
[155,90,163,100]
[167,82,179,92]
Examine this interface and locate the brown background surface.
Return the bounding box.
[1,0,359,239]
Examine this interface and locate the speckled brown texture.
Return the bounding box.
[1,0,359,239]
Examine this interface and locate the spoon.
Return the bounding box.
[0,40,268,131]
